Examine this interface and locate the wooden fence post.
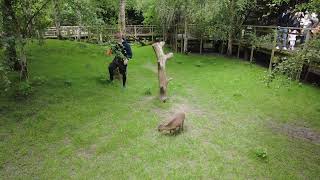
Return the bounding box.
[269,28,278,72]
[67,28,70,39]
[134,25,137,40]
[88,27,91,40]
[180,33,183,53]
[250,27,256,63]
[151,26,154,42]
[200,38,203,54]
[175,25,178,52]
[303,29,311,50]
[77,26,81,41]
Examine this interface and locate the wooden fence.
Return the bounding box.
[235,26,314,70]
[44,25,161,41]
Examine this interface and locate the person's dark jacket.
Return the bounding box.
[289,15,300,27]
[277,12,290,27]
[122,39,133,59]
[291,17,300,27]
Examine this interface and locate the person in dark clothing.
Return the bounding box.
[276,9,291,50]
[108,33,132,87]
[290,12,303,28]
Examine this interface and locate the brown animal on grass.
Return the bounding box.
[158,112,185,134]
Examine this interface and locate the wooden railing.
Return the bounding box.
[44,25,160,40]
[235,25,317,71]
[170,24,318,75]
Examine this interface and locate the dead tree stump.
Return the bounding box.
[152,41,173,102]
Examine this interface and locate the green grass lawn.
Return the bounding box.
[1,40,320,179]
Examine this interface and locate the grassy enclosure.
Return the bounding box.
[0,40,320,179]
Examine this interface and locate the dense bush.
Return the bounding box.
[14,81,33,97]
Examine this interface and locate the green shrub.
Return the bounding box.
[255,148,268,160]
[64,79,73,87]
[15,81,33,97]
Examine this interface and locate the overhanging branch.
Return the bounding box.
[23,0,52,35]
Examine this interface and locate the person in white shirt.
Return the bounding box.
[301,12,313,43]
[311,13,319,28]
[288,29,298,50]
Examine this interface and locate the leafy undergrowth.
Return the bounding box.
[0,40,319,179]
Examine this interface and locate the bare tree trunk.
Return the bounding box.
[53,0,62,39]
[227,0,235,56]
[119,0,126,36]
[183,18,188,53]
[152,42,173,102]
[19,42,28,80]
[227,33,233,56]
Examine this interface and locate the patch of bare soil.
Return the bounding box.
[153,97,214,137]
[270,122,320,144]
[77,144,97,159]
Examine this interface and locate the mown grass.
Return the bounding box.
[0,39,319,179]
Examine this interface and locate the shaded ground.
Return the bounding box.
[0,40,320,179]
[270,121,320,144]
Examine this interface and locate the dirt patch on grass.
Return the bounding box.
[270,122,320,144]
[77,144,97,159]
[153,98,213,137]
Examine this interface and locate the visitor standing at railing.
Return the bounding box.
[301,12,313,43]
[276,9,291,50]
[310,13,319,37]
[291,12,303,28]
[311,13,319,28]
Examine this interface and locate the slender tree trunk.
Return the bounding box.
[152,42,173,102]
[227,33,233,56]
[53,0,62,39]
[119,0,126,36]
[183,18,188,53]
[19,41,28,80]
[2,0,19,70]
[227,0,235,56]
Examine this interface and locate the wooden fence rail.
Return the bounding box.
[44,25,161,40]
